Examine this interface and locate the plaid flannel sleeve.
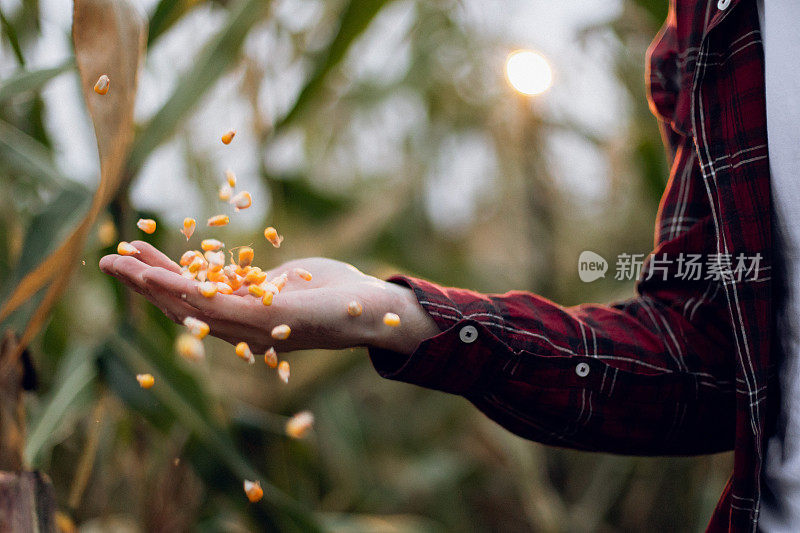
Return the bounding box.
[369,270,736,456]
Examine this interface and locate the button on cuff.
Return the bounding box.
[459,325,478,344]
[575,362,590,377]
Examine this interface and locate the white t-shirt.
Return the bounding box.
[757,0,800,530]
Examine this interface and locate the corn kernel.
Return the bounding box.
[197,269,207,282]
[93,74,110,95]
[97,219,117,246]
[179,250,198,266]
[200,239,222,252]
[207,214,230,227]
[293,268,312,281]
[206,268,225,282]
[206,251,225,271]
[230,191,252,211]
[264,226,283,248]
[262,291,273,306]
[225,169,237,188]
[245,268,267,285]
[183,316,210,339]
[383,313,401,327]
[243,480,263,503]
[278,360,290,383]
[216,282,233,295]
[248,284,265,298]
[218,183,232,201]
[198,281,217,298]
[263,282,279,296]
[181,269,197,280]
[235,342,255,364]
[136,373,154,389]
[236,247,254,269]
[285,411,314,439]
[271,274,288,292]
[181,218,196,240]
[236,265,251,277]
[176,333,205,361]
[347,300,363,317]
[188,256,205,274]
[227,273,243,291]
[221,130,236,145]
[272,324,291,340]
[117,241,140,256]
[264,347,277,368]
[136,218,156,234]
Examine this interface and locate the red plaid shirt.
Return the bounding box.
[370,0,777,530]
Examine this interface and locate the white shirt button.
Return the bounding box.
[575,362,590,377]
[717,0,731,10]
[459,325,478,344]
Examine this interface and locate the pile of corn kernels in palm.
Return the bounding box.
[102,74,400,503]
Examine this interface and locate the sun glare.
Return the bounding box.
[505,50,553,96]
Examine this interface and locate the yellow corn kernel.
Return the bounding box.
[198,281,218,298]
[235,265,251,277]
[201,239,224,252]
[179,250,198,266]
[383,313,401,327]
[181,217,196,240]
[136,373,154,389]
[93,74,110,95]
[197,269,207,282]
[117,241,139,256]
[243,480,263,503]
[227,274,244,291]
[262,291,273,306]
[216,282,233,295]
[238,247,254,268]
[218,183,232,202]
[264,226,283,248]
[264,347,278,368]
[221,129,236,145]
[181,269,197,280]
[207,268,226,282]
[235,341,255,364]
[293,268,312,281]
[175,333,205,361]
[97,219,117,246]
[230,191,252,211]
[245,268,267,285]
[136,218,156,234]
[278,360,290,383]
[206,251,225,270]
[347,300,363,317]
[188,256,205,274]
[248,284,265,298]
[272,324,291,340]
[226,169,237,188]
[183,316,210,339]
[207,214,230,227]
[270,273,288,292]
[285,411,314,438]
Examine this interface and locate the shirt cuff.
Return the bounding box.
[368,275,515,396]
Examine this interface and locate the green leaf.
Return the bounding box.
[0,119,73,188]
[101,332,321,531]
[127,0,272,175]
[277,0,394,128]
[25,345,97,467]
[147,0,205,46]
[0,60,74,103]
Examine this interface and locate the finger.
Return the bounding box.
[99,254,120,274]
[129,241,181,274]
[142,267,261,324]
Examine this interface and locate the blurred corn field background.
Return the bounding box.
[0,0,733,531]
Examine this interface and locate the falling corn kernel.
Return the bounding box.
[243,480,263,503]
[216,282,233,295]
[136,218,156,234]
[219,183,232,201]
[234,248,253,270]
[278,360,290,383]
[347,300,363,317]
[181,218,196,240]
[272,324,291,340]
[248,284,265,298]
[236,342,255,364]
[285,411,314,439]
[97,219,117,246]
[93,74,110,95]
[264,226,283,248]
[180,251,198,266]
[183,316,210,339]
[136,373,154,389]
[207,214,230,227]
[230,191,252,211]
[198,281,218,298]
[117,241,139,256]
[293,268,312,282]
[262,291,273,306]
[201,239,224,252]
[221,130,236,145]
[264,347,278,368]
[175,333,205,361]
[225,169,237,188]
[383,313,401,327]
[206,251,225,271]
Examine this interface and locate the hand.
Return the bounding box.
[99,241,439,355]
